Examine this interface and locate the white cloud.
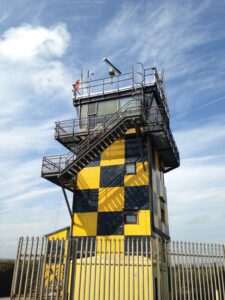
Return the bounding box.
[166,121,225,242]
[174,118,225,158]
[96,0,225,114]
[0,23,74,258]
[0,23,70,61]
[97,1,211,74]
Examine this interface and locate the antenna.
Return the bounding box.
[102,58,121,76]
[153,53,156,67]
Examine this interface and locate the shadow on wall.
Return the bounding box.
[0,260,14,297]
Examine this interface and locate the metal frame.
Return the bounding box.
[42,101,180,191]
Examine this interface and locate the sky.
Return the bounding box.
[0,0,225,258]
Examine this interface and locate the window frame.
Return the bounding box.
[124,210,138,224]
[125,163,136,175]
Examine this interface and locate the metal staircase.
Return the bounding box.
[42,100,145,191]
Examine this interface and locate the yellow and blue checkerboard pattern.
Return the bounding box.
[72,131,169,239]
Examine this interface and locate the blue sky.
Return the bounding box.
[0,0,225,258]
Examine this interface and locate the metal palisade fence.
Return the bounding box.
[10,237,225,300]
[169,241,225,300]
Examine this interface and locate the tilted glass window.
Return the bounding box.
[88,102,97,115]
[80,104,88,128]
[97,100,118,116]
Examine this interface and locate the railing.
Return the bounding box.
[43,103,179,176]
[55,113,129,138]
[11,237,152,300]
[143,107,179,166]
[75,67,155,98]
[11,237,69,300]
[74,66,169,118]
[42,100,144,175]
[169,241,225,300]
[11,237,225,300]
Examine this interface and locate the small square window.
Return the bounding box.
[124,212,138,224]
[125,163,136,175]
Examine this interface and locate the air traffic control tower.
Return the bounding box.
[41,62,180,300]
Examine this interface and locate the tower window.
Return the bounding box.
[125,163,136,175]
[161,208,166,223]
[124,211,138,224]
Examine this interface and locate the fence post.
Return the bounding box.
[216,289,219,300]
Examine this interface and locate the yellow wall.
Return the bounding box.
[47,228,69,240]
[70,255,153,300]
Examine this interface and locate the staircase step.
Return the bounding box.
[52,112,143,191]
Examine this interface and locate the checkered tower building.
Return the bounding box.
[42,64,180,298]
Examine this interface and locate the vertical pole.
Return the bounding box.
[211,243,218,300]
[93,239,98,300]
[187,242,194,300]
[146,238,150,300]
[87,237,94,300]
[203,243,210,300]
[196,243,203,300]
[215,244,222,300]
[177,241,182,300]
[141,238,144,300]
[123,238,126,300]
[45,239,54,299]
[98,239,102,300]
[113,239,116,300]
[11,237,23,298]
[82,238,89,300]
[18,237,29,300]
[168,241,174,300]
[137,238,140,300]
[181,242,186,300]
[207,243,215,300]
[118,239,121,300]
[200,243,206,300]
[184,242,190,300]
[108,240,111,300]
[77,237,84,300]
[50,239,59,300]
[173,241,178,300]
[156,238,161,300]
[192,242,199,300]
[102,239,107,300]
[56,240,64,299]
[29,237,39,300]
[62,238,71,300]
[38,238,48,300]
[132,238,135,300]
[219,244,225,297]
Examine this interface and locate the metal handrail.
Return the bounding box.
[63,99,143,167]
[76,68,155,97]
[42,104,179,175]
[42,100,143,174]
[74,66,169,120]
[144,107,179,163]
